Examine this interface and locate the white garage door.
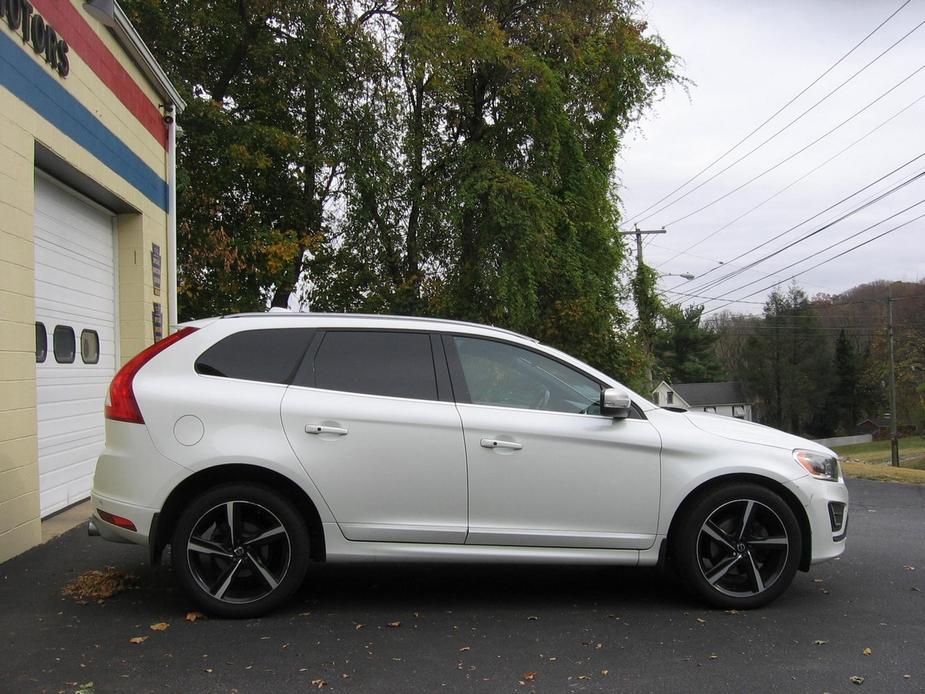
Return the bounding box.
[34,174,117,517]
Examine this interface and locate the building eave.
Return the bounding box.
[113,3,186,111]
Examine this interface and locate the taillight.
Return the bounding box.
[105,326,198,424]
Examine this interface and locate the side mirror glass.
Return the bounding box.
[601,387,631,418]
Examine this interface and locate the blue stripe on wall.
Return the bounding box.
[0,32,168,212]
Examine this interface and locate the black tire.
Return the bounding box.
[671,483,802,610]
[171,483,310,618]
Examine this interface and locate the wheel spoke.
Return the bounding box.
[210,558,243,599]
[702,521,736,552]
[246,551,280,590]
[226,502,240,546]
[745,551,765,593]
[738,500,755,540]
[748,536,788,550]
[243,525,286,547]
[705,554,742,585]
[188,537,233,558]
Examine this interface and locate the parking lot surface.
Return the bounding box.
[2,478,923,693]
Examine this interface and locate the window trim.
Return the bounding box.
[440,333,644,419]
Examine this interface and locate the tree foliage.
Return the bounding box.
[653,303,724,384]
[123,0,676,383]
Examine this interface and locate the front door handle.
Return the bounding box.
[305,424,348,436]
[480,438,522,451]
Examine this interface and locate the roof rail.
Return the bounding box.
[221,312,539,342]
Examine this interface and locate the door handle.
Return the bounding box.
[480,438,522,451]
[305,424,348,436]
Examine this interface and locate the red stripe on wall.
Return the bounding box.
[30,0,168,150]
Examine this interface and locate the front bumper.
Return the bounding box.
[785,475,849,565]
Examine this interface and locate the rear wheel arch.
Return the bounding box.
[152,464,326,565]
[666,473,812,572]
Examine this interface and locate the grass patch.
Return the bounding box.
[833,435,925,467]
[841,461,925,485]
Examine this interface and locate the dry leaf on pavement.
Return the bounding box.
[185,611,205,622]
[128,636,148,644]
[62,568,139,602]
[849,675,865,685]
[150,622,170,631]
[387,621,401,628]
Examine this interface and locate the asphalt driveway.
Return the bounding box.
[2,478,923,693]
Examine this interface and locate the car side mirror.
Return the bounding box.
[601,387,632,419]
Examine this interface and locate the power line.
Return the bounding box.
[698,195,925,303]
[658,92,925,271]
[622,0,914,225]
[682,164,925,296]
[656,62,925,230]
[703,209,925,313]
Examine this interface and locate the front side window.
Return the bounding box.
[196,328,315,384]
[452,336,602,415]
[53,325,76,364]
[312,331,437,400]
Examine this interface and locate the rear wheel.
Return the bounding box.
[171,483,310,618]
[672,483,802,609]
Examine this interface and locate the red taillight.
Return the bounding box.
[105,326,198,424]
[97,510,137,532]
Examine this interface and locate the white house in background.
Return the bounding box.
[652,381,754,421]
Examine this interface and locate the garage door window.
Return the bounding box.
[80,330,100,364]
[53,325,76,364]
[35,322,47,363]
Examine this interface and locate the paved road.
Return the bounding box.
[2,479,923,693]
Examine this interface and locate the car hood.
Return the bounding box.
[682,410,834,455]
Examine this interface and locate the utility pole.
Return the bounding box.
[618,226,666,389]
[887,286,900,467]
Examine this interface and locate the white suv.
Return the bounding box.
[90,314,848,617]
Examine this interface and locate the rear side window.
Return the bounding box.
[312,331,437,401]
[196,328,315,384]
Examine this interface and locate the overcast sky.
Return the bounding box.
[617,0,925,315]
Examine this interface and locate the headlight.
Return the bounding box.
[794,449,840,481]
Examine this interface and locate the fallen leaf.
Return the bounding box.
[527,616,539,621]
[724,609,739,615]
[814,640,828,645]
[341,673,350,679]
[355,623,365,630]
[578,675,591,680]
[62,568,139,602]
[458,646,471,652]
[128,636,148,644]
[813,578,824,583]
[185,611,205,622]
[708,655,718,660]
[696,618,706,624]
[150,622,170,631]
[903,565,915,571]
[75,682,94,694]
[863,647,872,656]
[601,669,609,676]
[204,668,213,674]
[310,678,327,689]
[387,621,401,628]
[523,672,536,682]
[849,675,865,685]
[904,674,912,679]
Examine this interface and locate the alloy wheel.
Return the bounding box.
[186,500,291,604]
[696,498,790,598]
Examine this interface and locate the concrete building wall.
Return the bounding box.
[0,0,175,562]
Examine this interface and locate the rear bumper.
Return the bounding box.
[89,492,155,546]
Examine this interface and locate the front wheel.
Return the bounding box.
[672,483,802,609]
[171,483,310,618]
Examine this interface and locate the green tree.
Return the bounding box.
[826,329,860,434]
[125,0,676,385]
[653,304,725,384]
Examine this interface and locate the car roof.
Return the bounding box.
[219,312,540,343]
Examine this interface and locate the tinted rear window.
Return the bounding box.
[312,331,437,400]
[196,328,315,384]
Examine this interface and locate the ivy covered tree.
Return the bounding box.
[124,0,677,383]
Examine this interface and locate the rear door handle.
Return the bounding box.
[480,438,522,450]
[305,424,348,436]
